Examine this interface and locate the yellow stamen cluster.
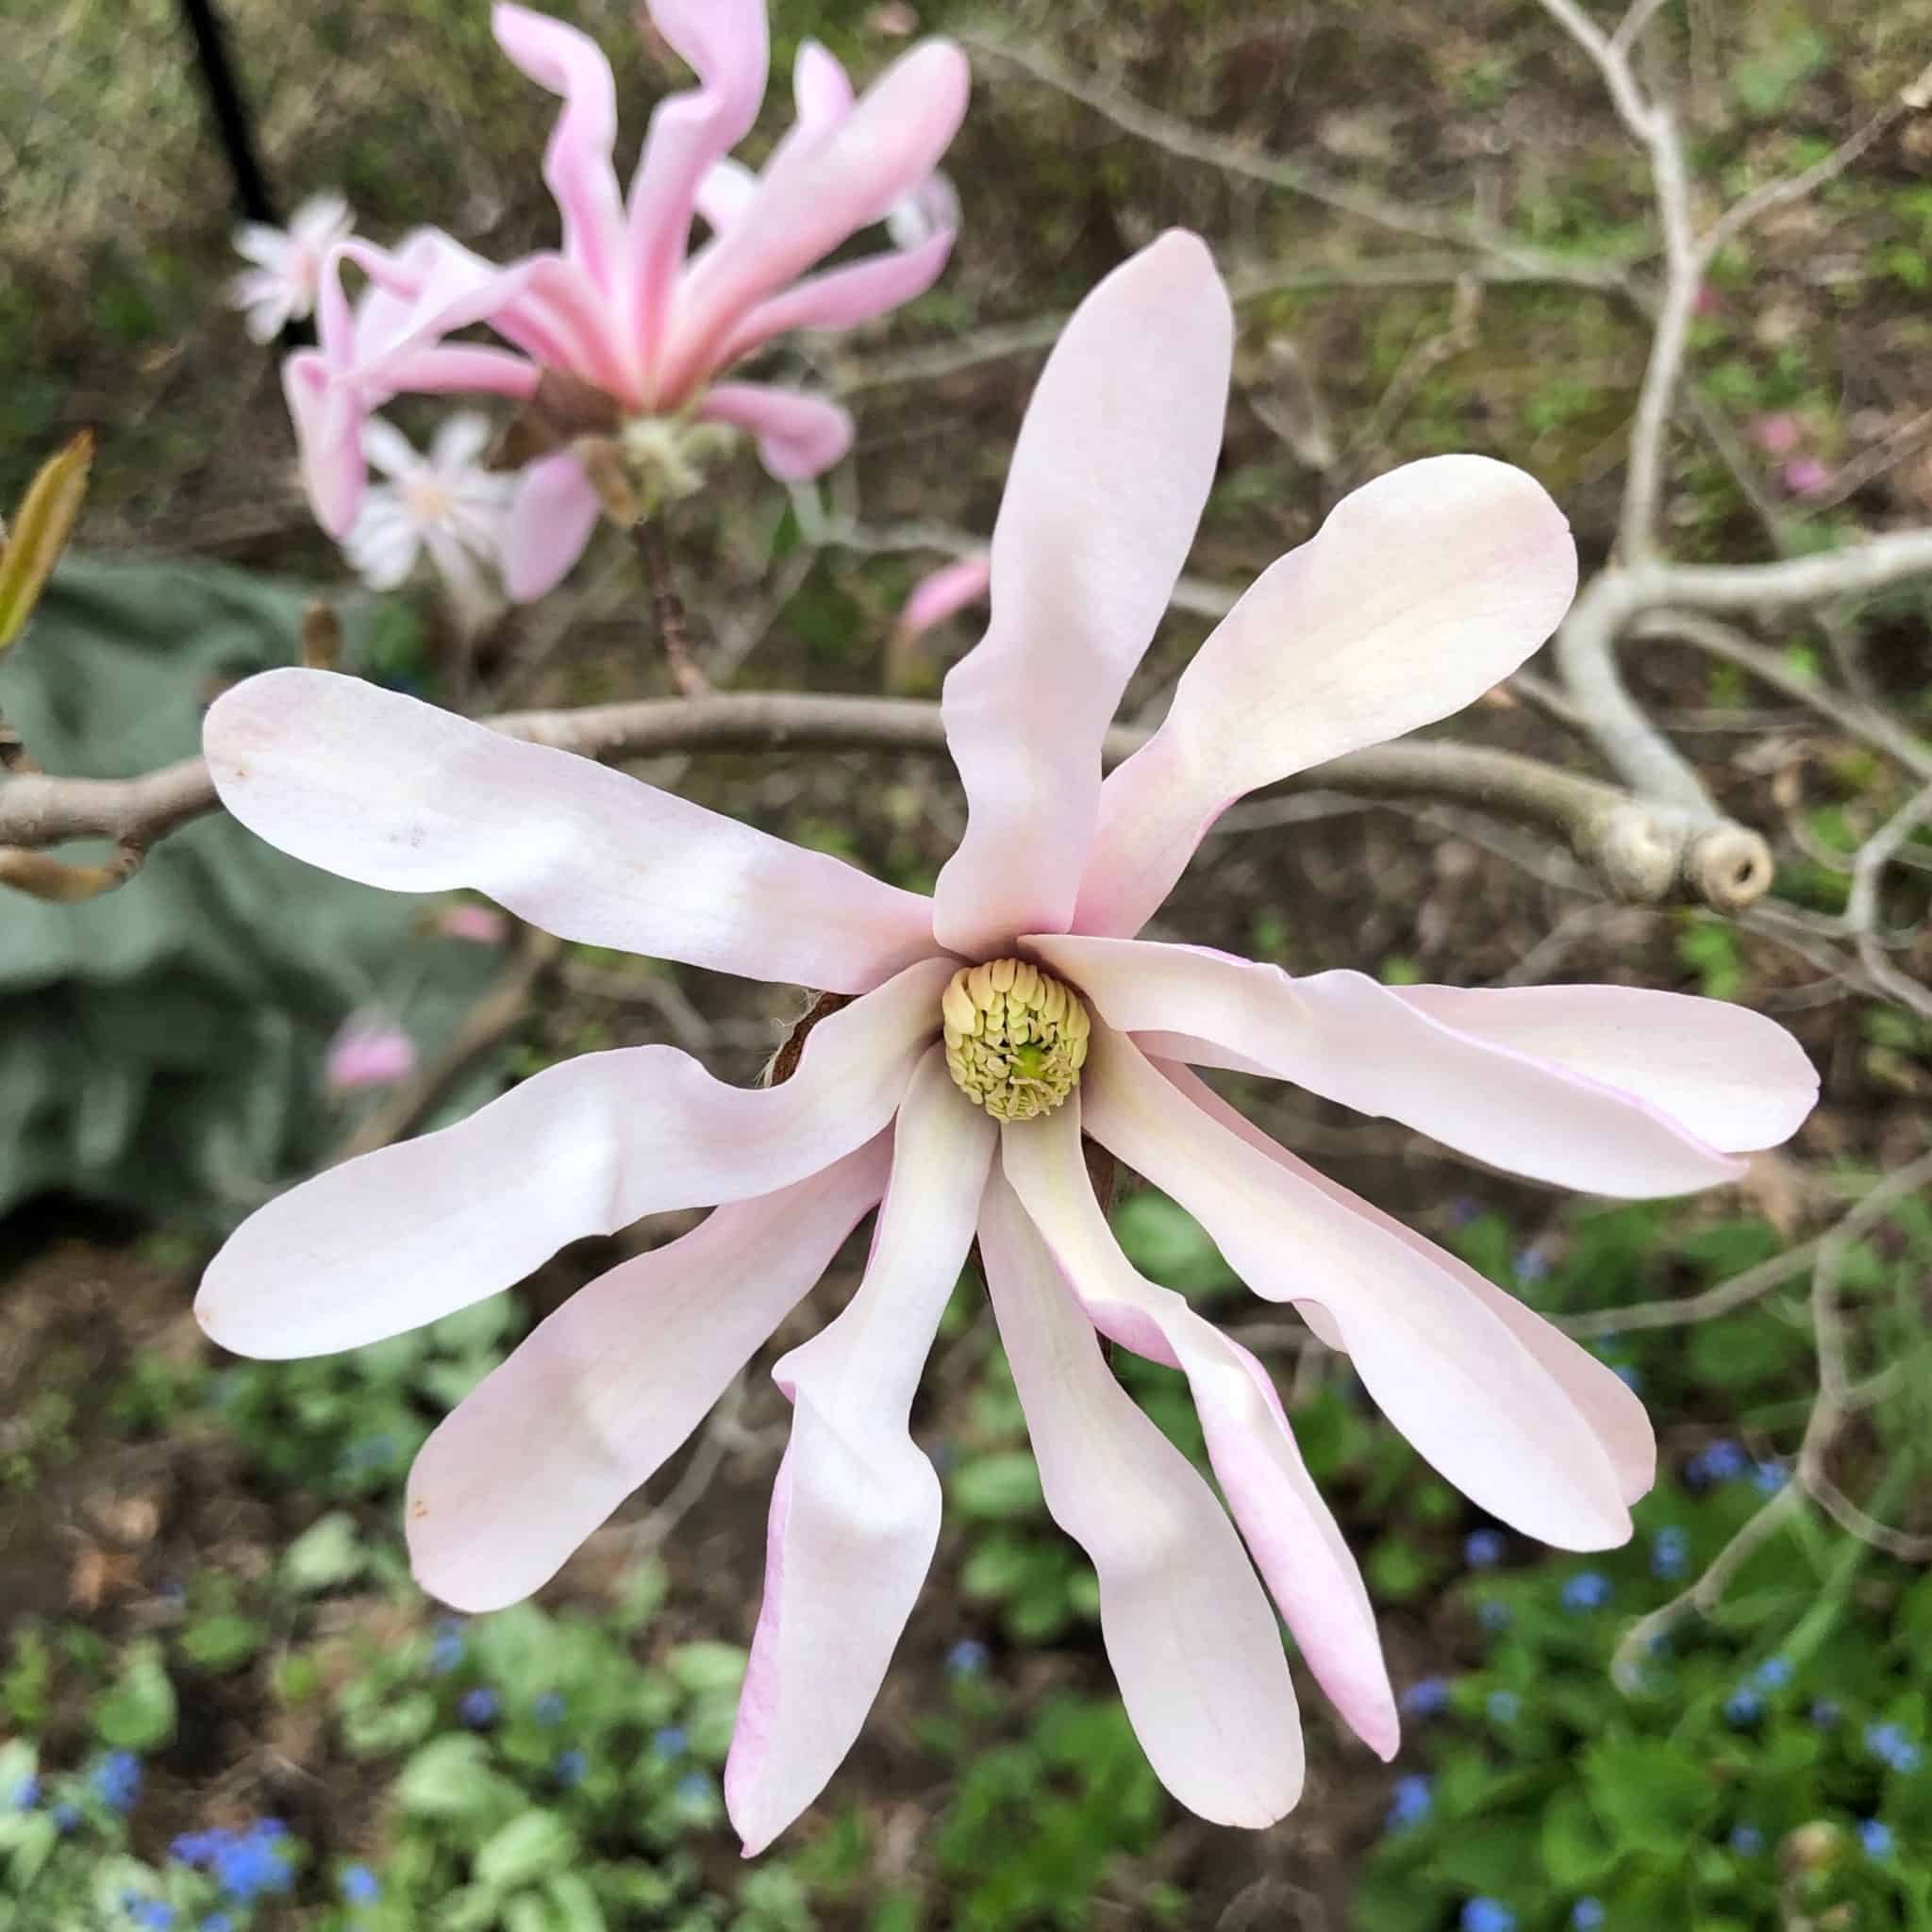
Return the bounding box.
[941,958,1090,1123]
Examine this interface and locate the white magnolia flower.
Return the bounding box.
[228,192,356,343]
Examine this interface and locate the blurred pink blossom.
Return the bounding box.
[1751,412,1803,457]
[896,553,991,642]
[440,904,511,945]
[200,236,1818,1850]
[228,192,357,343]
[284,3,969,601]
[1782,456,1831,496]
[325,1017,418,1093]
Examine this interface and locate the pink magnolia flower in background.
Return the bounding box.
[439,903,510,946]
[896,552,991,644]
[196,235,1817,1848]
[285,1,969,602]
[229,192,356,343]
[342,413,514,632]
[325,1015,418,1094]
[1750,412,1802,458]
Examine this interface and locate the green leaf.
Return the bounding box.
[541,1872,608,1932]
[179,1612,267,1674]
[949,1453,1045,1521]
[398,1734,514,1820]
[280,1511,368,1593]
[91,1641,176,1751]
[475,1809,578,1890]
[1582,1736,1719,1851]
[665,1642,748,1697]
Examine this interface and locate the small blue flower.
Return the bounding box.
[1754,1657,1792,1690]
[1401,1676,1451,1718]
[458,1688,500,1726]
[1751,1458,1789,1495]
[171,1829,232,1865]
[122,1901,175,1931]
[650,1726,688,1761]
[1865,1722,1922,1773]
[1651,1527,1689,1578]
[534,1692,566,1725]
[1858,1819,1894,1859]
[93,1751,142,1812]
[1611,1364,1642,1391]
[1385,1774,1433,1832]
[429,1618,465,1674]
[946,1639,991,1678]
[1478,1599,1512,1632]
[51,1802,78,1834]
[341,1865,380,1904]
[1512,1249,1550,1285]
[1488,1690,1520,1724]
[210,1822,292,1902]
[9,1774,39,1810]
[201,1916,234,1932]
[1448,1197,1480,1227]
[1562,1573,1610,1612]
[1730,1823,1764,1856]
[1571,1903,1605,1931]
[1461,1901,1517,1932]
[1465,1530,1506,1569]
[555,1749,588,1789]
[675,1771,713,1805]
[1810,1699,1841,1727]
[1689,1440,1746,1486]
[1725,1688,1764,1726]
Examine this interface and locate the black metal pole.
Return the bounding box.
[176,0,280,226]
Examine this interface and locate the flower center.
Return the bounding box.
[941,958,1090,1123]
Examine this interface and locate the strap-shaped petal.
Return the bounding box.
[977,1172,1304,1828]
[502,450,602,602]
[726,1052,994,1853]
[492,5,628,300]
[999,1102,1397,1758]
[205,669,938,991]
[715,231,954,369]
[1073,456,1578,937]
[195,956,953,1358]
[1390,982,1817,1154]
[930,232,1232,956]
[694,384,853,480]
[1028,936,1748,1197]
[407,1137,891,1611]
[1077,1024,1631,1548]
[660,40,969,400]
[1160,1061,1655,1506]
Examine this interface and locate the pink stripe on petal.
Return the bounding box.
[931,232,1232,957]
[205,669,939,990]
[503,450,602,602]
[1074,456,1578,938]
[1027,936,1748,1198]
[1077,1025,1632,1548]
[978,1171,1304,1828]
[1160,1060,1656,1507]
[726,1054,994,1853]
[999,1101,1397,1758]
[695,384,853,480]
[408,1137,891,1611]
[195,957,952,1360]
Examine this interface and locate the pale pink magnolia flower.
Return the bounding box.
[439,903,510,945]
[1782,455,1831,497]
[229,192,357,343]
[285,2,969,602]
[896,552,991,642]
[342,415,514,632]
[196,236,1817,1847]
[325,1016,418,1093]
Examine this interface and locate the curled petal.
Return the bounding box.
[978,1172,1303,1826]
[408,1138,891,1611]
[1389,982,1817,1155]
[1077,1025,1632,1549]
[1160,1061,1656,1507]
[695,384,853,480]
[1029,936,1748,1198]
[727,1053,994,1853]
[791,39,855,131]
[999,1101,1397,1758]
[1074,456,1579,937]
[205,669,938,990]
[898,554,991,643]
[283,351,365,538]
[717,231,954,368]
[931,232,1232,955]
[661,39,969,398]
[503,450,603,601]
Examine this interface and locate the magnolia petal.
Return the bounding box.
[696,384,853,480]
[492,5,627,296]
[1029,936,1747,1198]
[999,1102,1397,1758]
[930,233,1232,956]
[717,231,954,368]
[1078,1025,1631,1549]
[792,39,855,131]
[695,158,761,234]
[978,1172,1304,1828]
[627,0,770,386]
[205,669,939,989]
[662,39,969,398]
[1390,983,1818,1155]
[283,350,365,538]
[1160,1061,1657,1507]
[196,958,948,1359]
[503,450,603,601]
[1074,456,1579,937]
[727,1053,994,1853]
[407,1138,889,1610]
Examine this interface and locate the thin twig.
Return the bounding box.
[633,520,708,698]
[1845,780,1932,1021]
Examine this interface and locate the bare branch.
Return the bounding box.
[1845,779,1932,1021]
